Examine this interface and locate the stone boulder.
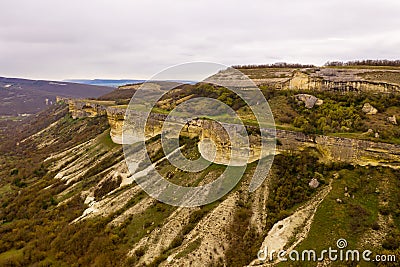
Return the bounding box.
[308,178,320,189]
[362,103,378,115]
[294,94,324,109]
[364,129,374,136]
[387,115,397,125]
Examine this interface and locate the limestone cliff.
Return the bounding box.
[244,68,400,93]
[276,130,400,168]
[67,101,400,169]
[286,70,400,93]
[68,99,115,119]
[108,108,275,166]
[106,108,400,168]
[106,107,126,144]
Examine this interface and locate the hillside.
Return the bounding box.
[65,79,146,88]
[0,77,114,117]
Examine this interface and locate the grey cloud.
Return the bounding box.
[0,0,399,80]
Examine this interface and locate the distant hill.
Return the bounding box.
[0,77,114,116]
[64,79,146,88]
[97,80,196,102]
[66,79,197,88]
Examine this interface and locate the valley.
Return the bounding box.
[0,65,399,266]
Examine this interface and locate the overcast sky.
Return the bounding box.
[1,0,400,80]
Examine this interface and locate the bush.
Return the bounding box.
[12,178,26,188]
[371,222,380,231]
[382,231,400,250]
[135,247,145,257]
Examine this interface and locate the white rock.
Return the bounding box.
[362,103,378,115]
[308,178,320,189]
[167,256,174,263]
[294,94,323,109]
[387,115,397,125]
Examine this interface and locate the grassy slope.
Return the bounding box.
[286,167,400,267]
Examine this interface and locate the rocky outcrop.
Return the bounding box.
[67,101,400,169]
[119,110,276,166]
[388,115,397,125]
[194,67,400,93]
[68,99,114,119]
[362,103,378,115]
[286,71,400,93]
[106,107,126,144]
[294,94,323,108]
[276,130,400,168]
[56,96,70,104]
[183,119,275,166]
[114,109,400,168]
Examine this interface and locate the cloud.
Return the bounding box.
[0,0,399,80]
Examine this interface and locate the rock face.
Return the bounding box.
[106,107,126,144]
[119,110,276,166]
[287,71,400,93]
[277,131,400,168]
[67,101,400,169]
[294,94,323,109]
[119,112,400,168]
[362,103,378,115]
[68,99,114,119]
[184,119,276,166]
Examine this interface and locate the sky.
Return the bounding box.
[1,0,400,81]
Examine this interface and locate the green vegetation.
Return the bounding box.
[325,59,400,67]
[296,91,400,140]
[292,97,365,134]
[157,82,246,112]
[175,238,202,259]
[0,249,24,266]
[225,150,328,266]
[98,129,119,149]
[358,71,400,85]
[293,166,400,267]
[120,201,176,246]
[179,136,201,160]
[256,88,400,143]
[0,184,11,197]
[265,151,327,227]
[226,199,261,267]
